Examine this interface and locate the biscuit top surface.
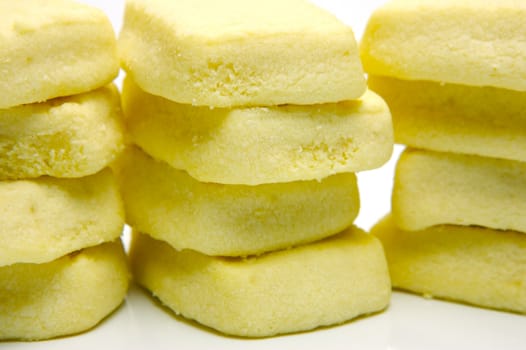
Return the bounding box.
[361,0,526,90]
[382,0,523,6]
[125,0,352,39]
[0,0,109,35]
[373,0,526,22]
[375,0,525,12]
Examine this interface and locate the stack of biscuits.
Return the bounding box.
[118,0,394,337]
[361,0,526,313]
[0,0,129,340]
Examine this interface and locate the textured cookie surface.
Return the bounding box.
[130,228,390,337]
[0,0,119,108]
[369,76,526,162]
[0,168,124,266]
[122,79,393,185]
[393,148,526,232]
[117,146,359,256]
[360,0,526,91]
[119,0,365,107]
[372,215,526,314]
[0,85,124,180]
[0,241,129,341]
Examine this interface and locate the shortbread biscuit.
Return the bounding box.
[130,228,390,337]
[0,241,129,341]
[0,0,119,108]
[393,148,526,232]
[0,85,124,180]
[119,0,366,107]
[0,168,124,266]
[360,0,526,91]
[368,76,526,162]
[372,215,526,314]
[117,146,359,256]
[122,79,393,185]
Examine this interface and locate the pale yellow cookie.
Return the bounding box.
[116,146,359,256]
[368,76,526,162]
[122,78,393,185]
[372,215,526,314]
[130,228,391,337]
[0,168,124,266]
[119,0,365,107]
[0,241,129,341]
[360,0,526,91]
[0,0,119,108]
[0,85,124,180]
[393,148,526,233]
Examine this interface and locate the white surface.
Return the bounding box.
[3,1,525,349]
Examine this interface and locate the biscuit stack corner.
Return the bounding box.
[0,0,128,341]
[361,0,526,314]
[117,0,394,337]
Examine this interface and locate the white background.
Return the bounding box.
[3,1,525,349]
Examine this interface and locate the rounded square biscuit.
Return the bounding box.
[116,146,360,257]
[392,148,526,233]
[0,84,124,180]
[0,168,124,266]
[368,75,526,162]
[360,0,526,91]
[372,215,526,314]
[0,241,129,341]
[130,228,391,337]
[122,78,393,185]
[0,0,119,108]
[119,0,366,107]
